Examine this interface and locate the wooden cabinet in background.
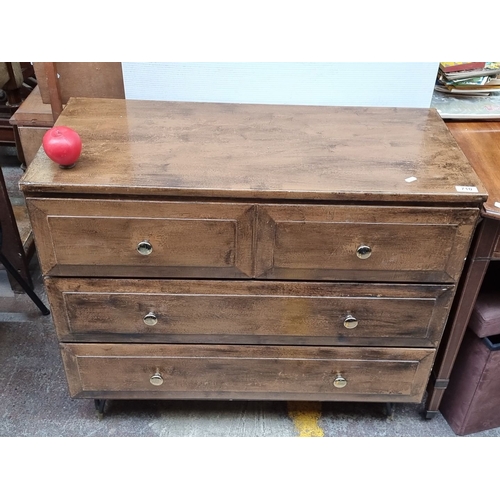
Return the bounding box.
[9,86,53,167]
[425,121,500,418]
[33,63,124,105]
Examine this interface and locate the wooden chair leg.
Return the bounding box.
[0,167,32,291]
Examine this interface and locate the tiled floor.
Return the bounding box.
[2,153,500,437]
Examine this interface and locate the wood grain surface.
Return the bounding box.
[61,343,435,402]
[21,98,487,203]
[33,63,124,104]
[46,278,455,347]
[20,99,487,406]
[26,197,478,283]
[447,121,500,219]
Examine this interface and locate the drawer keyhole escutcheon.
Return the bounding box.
[143,312,158,326]
[137,240,153,255]
[356,244,372,259]
[343,314,358,329]
[150,372,164,386]
[333,375,348,389]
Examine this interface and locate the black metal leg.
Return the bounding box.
[0,252,50,315]
[94,399,106,418]
[423,409,439,420]
[384,402,395,419]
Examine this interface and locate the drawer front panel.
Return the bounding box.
[47,278,454,347]
[256,205,479,282]
[27,198,254,278]
[61,343,435,403]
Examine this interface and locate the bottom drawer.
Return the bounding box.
[61,343,435,403]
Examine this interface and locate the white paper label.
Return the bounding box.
[455,186,479,193]
[495,202,500,209]
[405,176,417,183]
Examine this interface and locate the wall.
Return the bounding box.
[122,62,438,108]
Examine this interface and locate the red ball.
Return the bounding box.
[42,126,82,167]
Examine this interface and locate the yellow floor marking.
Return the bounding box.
[287,401,324,437]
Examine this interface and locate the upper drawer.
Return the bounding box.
[255,205,479,283]
[27,199,479,282]
[26,198,254,278]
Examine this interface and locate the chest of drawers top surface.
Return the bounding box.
[20,98,486,203]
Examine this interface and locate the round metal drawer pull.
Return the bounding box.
[356,244,372,259]
[333,375,348,389]
[343,315,358,329]
[150,373,164,386]
[137,241,153,255]
[143,312,158,326]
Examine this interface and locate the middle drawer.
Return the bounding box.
[46,278,454,347]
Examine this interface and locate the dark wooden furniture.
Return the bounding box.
[0,222,50,315]
[27,62,124,124]
[9,86,54,167]
[1,63,36,158]
[1,63,37,293]
[425,121,500,418]
[0,163,35,291]
[33,62,124,112]
[20,98,486,413]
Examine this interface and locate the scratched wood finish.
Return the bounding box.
[20,98,487,203]
[26,198,255,278]
[26,197,478,282]
[61,343,435,402]
[46,278,455,347]
[20,99,486,407]
[256,205,479,283]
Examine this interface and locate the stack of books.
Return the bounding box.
[435,62,500,96]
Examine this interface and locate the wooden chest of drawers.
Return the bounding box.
[20,98,487,410]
